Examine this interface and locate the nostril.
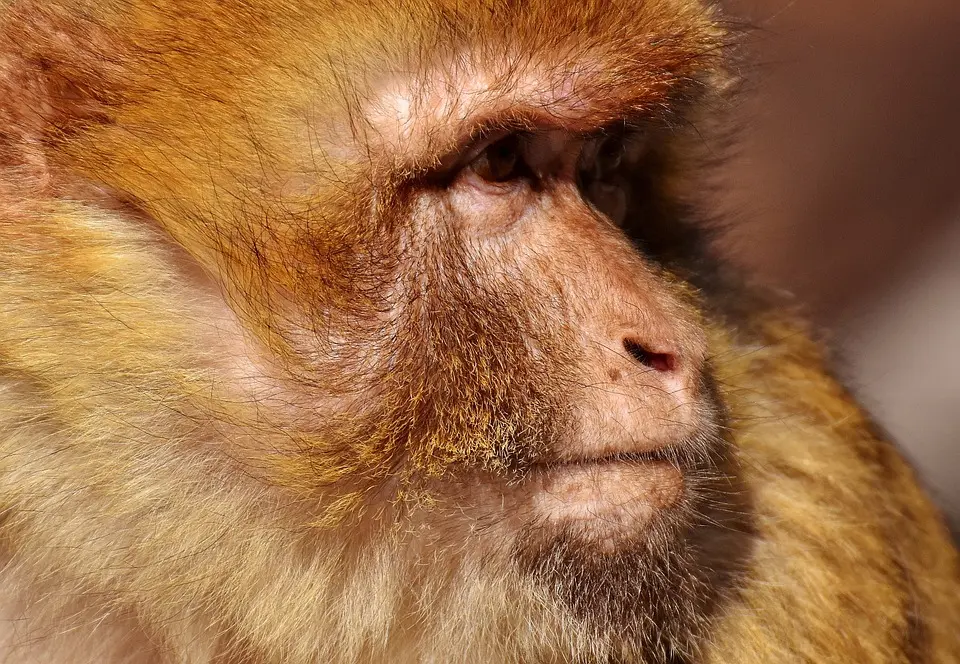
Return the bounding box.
[623,338,676,372]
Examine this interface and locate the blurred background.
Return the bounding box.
[718,0,960,530]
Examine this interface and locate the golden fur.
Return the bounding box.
[0,1,957,662]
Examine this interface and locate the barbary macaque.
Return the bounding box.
[0,1,957,662]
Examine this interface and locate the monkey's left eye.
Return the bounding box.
[577,132,643,227]
[468,134,528,183]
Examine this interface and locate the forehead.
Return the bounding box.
[334,0,724,161]
[83,0,723,112]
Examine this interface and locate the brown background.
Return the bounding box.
[717,0,960,527]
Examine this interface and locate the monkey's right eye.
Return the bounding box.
[468,134,527,183]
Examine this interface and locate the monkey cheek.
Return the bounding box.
[532,461,684,541]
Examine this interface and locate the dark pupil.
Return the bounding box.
[472,135,521,182]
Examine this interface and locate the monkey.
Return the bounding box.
[0,1,957,663]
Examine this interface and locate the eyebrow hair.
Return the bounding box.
[404,77,707,186]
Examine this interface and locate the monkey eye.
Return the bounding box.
[595,135,625,178]
[468,134,527,183]
[577,132,643,226]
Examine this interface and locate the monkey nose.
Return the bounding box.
[621,337,677,373]
[608,330,699,402]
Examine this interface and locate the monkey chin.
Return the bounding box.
[505,457,733,661]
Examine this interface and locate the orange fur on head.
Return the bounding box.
[0,1,957,663]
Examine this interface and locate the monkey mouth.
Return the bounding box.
[530,447,677,470]
[523,430,694,474]
[524,446,687,528]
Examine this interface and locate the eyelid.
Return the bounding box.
[460,128,519,166]
[426,116,652,182]
[422,128,520,186]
